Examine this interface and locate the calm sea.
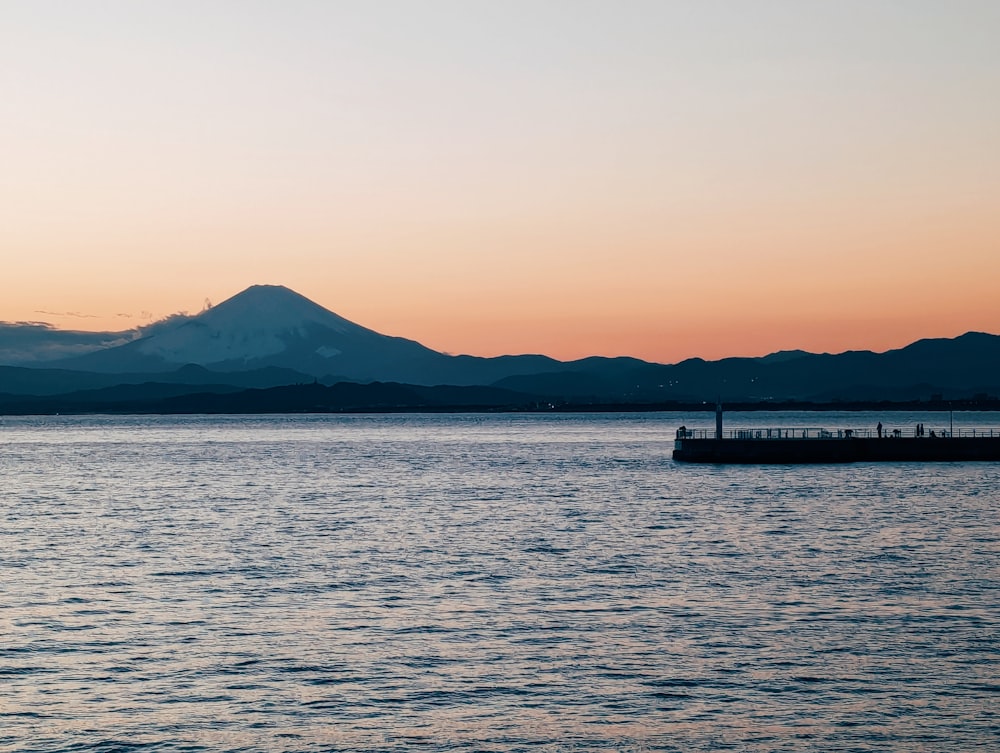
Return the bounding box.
[1,412,997,752]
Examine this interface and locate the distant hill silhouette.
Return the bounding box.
[479,333,1000,403]
[1,284,998,407]
[0,381,539,415]
[642,332,1000,402]
[0,363,314,396]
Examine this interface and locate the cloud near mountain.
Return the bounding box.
[0,321,137,364]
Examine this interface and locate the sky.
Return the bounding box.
[3,1,999,363]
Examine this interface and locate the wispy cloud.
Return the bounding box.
[136,312,195,336]
[34,310,100,319]
[2,320,58,329]
[1,307,202,365]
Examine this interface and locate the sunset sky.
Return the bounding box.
[4,1,999,363]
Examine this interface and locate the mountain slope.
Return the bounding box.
[49,285,452,380]
[39,285,647,387]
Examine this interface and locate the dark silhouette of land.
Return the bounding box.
[1,285,998,413]
[1,380,998,416]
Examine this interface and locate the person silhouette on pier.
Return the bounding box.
[877,421,883,438]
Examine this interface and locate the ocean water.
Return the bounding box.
[1,412,997,752]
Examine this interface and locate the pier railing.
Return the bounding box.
[676,428,1000,440]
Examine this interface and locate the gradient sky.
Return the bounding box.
[3,1,998,363]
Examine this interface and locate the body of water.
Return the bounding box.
[1,412,998,751]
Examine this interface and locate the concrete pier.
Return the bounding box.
[673,434,1000,463]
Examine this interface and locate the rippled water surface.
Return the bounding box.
[2,412,998,752]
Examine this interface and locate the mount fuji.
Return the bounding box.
[42,285,579,385]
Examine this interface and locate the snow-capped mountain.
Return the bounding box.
[50,285,456,381]
[136,284,367,364]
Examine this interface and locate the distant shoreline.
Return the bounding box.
[547,398,1000,413]
[2,397,999,417]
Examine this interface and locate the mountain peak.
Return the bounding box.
[126,284,381,366]
[225,284,308,303]
[201,285,363,335]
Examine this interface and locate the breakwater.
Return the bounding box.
[673,427,1000,463]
